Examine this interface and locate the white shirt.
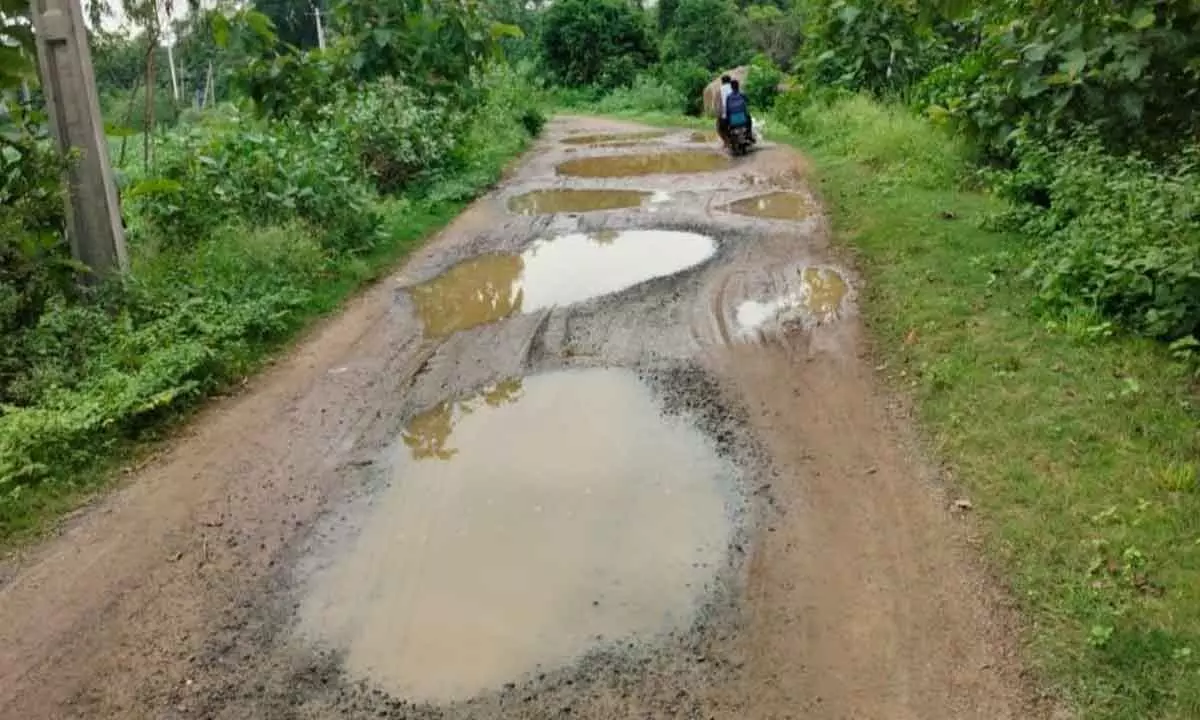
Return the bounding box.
[720,84,732,119]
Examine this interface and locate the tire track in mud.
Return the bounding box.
[0,116,1056,720]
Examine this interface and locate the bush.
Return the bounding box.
[658,61,711,115]
[323,78,465,194]
[128,107,381,253]
[996,132,1200,340]
[744,55,784,111]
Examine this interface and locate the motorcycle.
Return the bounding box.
[726,111,754,157]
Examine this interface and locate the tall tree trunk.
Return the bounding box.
[143,34,157,172]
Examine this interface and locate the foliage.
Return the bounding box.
[994,131,1200,340]
[595,74,687,115]
[127,105,381,252]
[254,0,322,49]
[795,0,949,96]
[331,0,520,92]
[0,0,36,91]
[540,0,657,89]
[661,0,749,72]
[744,2,804,68]
[658,60,712,115]
[744,54,784,110]
[0,104,78,404]
[322,77,466,193]
[916,2,1200,160]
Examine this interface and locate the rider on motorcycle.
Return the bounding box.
[725,80,753,143]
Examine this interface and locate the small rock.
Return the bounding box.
[953,499,973,511]
[865,466,879,475]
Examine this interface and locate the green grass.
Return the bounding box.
[589,100,1200,719]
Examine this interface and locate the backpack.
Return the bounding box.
[726,93,748,127]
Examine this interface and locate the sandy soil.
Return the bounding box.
[0,117,1057,720]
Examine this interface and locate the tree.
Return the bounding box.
[657,0,679,31]
[540,0,656,89]
[254,0,320,49]
[744,3,803,68]
[661,0,749,72]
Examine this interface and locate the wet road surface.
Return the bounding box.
[0,117,1056,720]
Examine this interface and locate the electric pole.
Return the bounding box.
[314,2,325,50]
[31,0,128,277]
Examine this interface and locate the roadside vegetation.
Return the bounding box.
[0,0,544,540]
[521,0,1200,717]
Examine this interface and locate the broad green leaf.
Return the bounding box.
[126,178,183,198]
[1130,6,1156,30]
[1060,48,1088,79]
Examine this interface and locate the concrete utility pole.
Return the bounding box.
[313,3,326,50]
[31,0,128,277]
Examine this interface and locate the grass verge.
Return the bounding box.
[585,100,1200,719]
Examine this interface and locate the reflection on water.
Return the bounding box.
[734,266,850,337]
[298,369,735,702]
[556,152,731,178]
[560,131,667,145]
[408,254,524,340]
[407,231,716,338]
[727,191,812,221]
[507,189,650,216]
[402,379,525,461]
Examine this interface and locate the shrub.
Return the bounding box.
[744,55,784,111]
[128,107,381,253]
[323,78,465,194]
[658,60,711,115]
[996,131,1200,340]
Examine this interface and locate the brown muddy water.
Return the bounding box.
[560,131,667,145]
[557,152,731,178]
[507,189,651,216]
[407,230,717,338]
[296,368,735,703]
[727,191,813,221]
[734,266,850,338]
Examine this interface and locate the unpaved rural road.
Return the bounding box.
[0,117,1055,719]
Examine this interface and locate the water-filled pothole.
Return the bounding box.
[735,266,849,336]
[560,131,667,145]
[507,189,651,216]
[556,152,731,178]
[298,368,734,702]
[408,230,717,338]
[690,131,719,143]
[727,191,812,221]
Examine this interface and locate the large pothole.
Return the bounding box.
[295,368,737,703]
[556,152,731,178]
[407,230,717,338]
[507,189,651,216]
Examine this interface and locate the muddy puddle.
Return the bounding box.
[557,152,731,178]
[297,368,735,703]
[727,191,812,221]
[735,266,849,337]
[507,189,650,216]
[408,230,716,338]
[560,131,667,145]
[690,131,719,143]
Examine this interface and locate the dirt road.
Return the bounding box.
[0,117,1053,719]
